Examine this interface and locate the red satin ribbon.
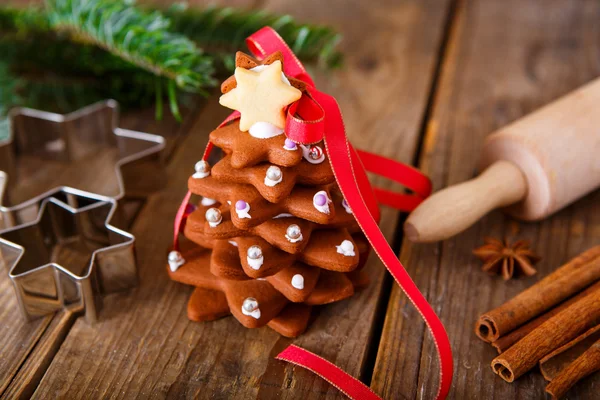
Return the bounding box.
[172,27,453,399]
[277,345,381,400]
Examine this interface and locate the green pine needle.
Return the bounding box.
[46,0,216,92]
[167,80,181,122]
[165,4,343,70]
[155,78,163,121]
[0,1,343,119]
[0,6,50,34]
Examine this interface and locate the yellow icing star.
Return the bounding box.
[219,60,302,131]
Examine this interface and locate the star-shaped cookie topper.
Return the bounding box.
[221,51,307,93]
[219,60,302,131]
[0,188,137,323]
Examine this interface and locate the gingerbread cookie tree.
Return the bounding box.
[167,51,370,337]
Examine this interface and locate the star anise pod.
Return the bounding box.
[473,237,541,280]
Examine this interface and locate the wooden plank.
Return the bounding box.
[28,0,452,398]
[0,0,243,397]
[0,108,196,399]
[0,289,52,395]
[1,311,75,400]
[0,0,215,395]
[371,0,600,398]
[119,103,202,162]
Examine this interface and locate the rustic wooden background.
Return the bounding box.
[1,0,599,398]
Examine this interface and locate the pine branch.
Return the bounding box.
[165,4,343,70]
[0,6,50,34]
[46,0,216,92]
[0,62,22,117]
[0,6,162,114]
[0,1,343,119]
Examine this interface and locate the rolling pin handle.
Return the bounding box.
[404,161,528,243]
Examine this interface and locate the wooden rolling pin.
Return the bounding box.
[405,78,600,243]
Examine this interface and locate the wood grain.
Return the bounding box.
[0,107,195,398]
[371,0,600,398]
[0,285,52,395]
[5,0,599,398]
[0,311,75,400]
[24,0,452,398]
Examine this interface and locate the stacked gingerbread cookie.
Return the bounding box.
[167,51,370,337]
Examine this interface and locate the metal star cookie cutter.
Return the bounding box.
[0,188,137,323]
[0,99,165,231]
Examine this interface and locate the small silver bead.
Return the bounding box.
[205,207,221,223]
[266,166,282,181]
[247,245,263,260]
[168,251,182,262]
[242,297,259,312]
[167,250,185,272]
[286,224,301,240]
[195,160,210,173]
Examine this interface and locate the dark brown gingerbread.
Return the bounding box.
[209,120,303,169]
[184,201,359,256]
[169,248,362,336]
[211,154,335,203]
[168,51,373,338]
[189,174,339,229]
[266,263,321,302]
[266,303,312,337]
[209,229,361,279]
[305,270,355,306]
[187,287,230,321]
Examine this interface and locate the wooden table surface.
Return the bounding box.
[1,0,600,398]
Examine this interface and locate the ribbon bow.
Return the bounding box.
[174,27,453,400]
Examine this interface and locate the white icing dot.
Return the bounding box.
[336,240,356,257]
[247,257,263,270]
[208,220,221,228]
[273,213,293,219]
[241,306,261,319]
[205,208,222,228]
[201,197,217,206]
[249,122,285,139]
[286,233,303,243]
[291,274,305,290]
[193,160,210,178]
[250,64,291,86]
[168,251,185,272]
[229,240,238,247]
[342,199,352,214]
[242,298,260,319]
[235,202,251,219]
[285,224,303,243]
[313,190,332,214]
[45,138,66,152]
[264,165,283,187]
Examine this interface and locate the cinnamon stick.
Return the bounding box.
[491,288,600,382]
[476,245,600,343]
[491,282,600,353]
[539,325,600,381]
[545,338,600,399]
